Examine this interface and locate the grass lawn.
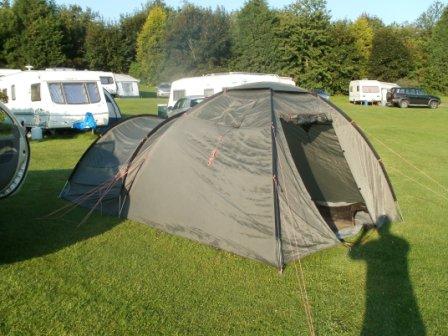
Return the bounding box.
[0,92,447,335]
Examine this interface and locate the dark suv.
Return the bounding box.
[387,87,440,109]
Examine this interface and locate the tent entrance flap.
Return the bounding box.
[280,118,372,235]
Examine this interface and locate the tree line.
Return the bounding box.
[1,0,447,94]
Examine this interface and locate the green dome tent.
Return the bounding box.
[60,82,399,269]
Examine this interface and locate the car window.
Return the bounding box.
[174,99,184,109]
[191,98,204,107]
[408,89,416,95]
[415,89,424,95]
[181,99,190,108]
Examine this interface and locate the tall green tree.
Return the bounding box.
[119,8,150,73]
[2,0,66,68]
[368,27,413,82]
[425,8,448,93]
[84,21,129,72]
[277,0,332,89]
[350,16,378,77]
[0,4,14,66]
[136,5,168,83]
[162,4,231,80]
[58,5,95,68]
[325,21,362,93]
[416,1,445,31]
[231,0,281,73]
[412,1,447,83]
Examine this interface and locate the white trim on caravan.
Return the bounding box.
[168,72,296,107]
[0,69,22,77]
[0,70,109,129]
[349,80,398,104]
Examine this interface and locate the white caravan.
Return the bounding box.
[0,70,109,129]
[0,69,22,77]
[349,80,398,104]
[89,71,117,95]
[115,74,140,97]
[168,72,296,107]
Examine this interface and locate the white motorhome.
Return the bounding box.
[349,80,398,104]
[0,69,109,129]
[115,74,140,97]
[168,72,296,107]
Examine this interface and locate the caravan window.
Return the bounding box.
[11,85,15,101]
[64,83,89,104]
[173,90,185,102]
[31,84,40,101]
[100,76,114,84]
[362,86,380,93]
[122,82,133,95]
[48,82,101,104]
[86,83,100,103]
[49,83,65,103]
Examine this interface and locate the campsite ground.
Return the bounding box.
[0,87,447,335]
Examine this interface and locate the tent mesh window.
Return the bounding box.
[0,108,20,191]
[280,117,369,234]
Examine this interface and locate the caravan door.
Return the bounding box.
[381,88,389,105]
[0,103,30,199]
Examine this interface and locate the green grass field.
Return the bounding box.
[1,90,447,335]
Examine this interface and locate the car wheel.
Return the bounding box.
[399,100,409,108]
[429,100,439,109]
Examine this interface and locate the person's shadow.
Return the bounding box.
[349,222,426,336]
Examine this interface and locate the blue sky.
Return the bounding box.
[55,0,442,24]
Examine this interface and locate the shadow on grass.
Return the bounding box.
[0,169,121,265]
[349,222,426,336]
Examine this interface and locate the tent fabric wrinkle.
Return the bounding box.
[60,82,399,267]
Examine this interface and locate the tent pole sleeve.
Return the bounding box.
[270,89,284,270]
